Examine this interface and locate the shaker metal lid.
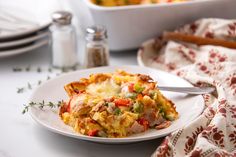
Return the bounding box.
[86,25,107,40]
[52,11,72,25]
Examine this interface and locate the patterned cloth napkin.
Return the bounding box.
[151,18,236,157]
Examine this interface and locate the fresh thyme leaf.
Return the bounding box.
[48,102,54,107]
[29,102,36,106]
[114,108,121,115]
[39,101,44,109]
[71,65,77,71]
[22,109,25,114]
[27,82,32,89]
[61,67,68,73]
[47,76,51,80]
[13,67,22,72]
[17,88,24,93]
[38,80,42,85]
[22,105,29,114]
[48,67,52,73]
[37,67,42,73]
[25,66,31,72]
[22,100,63,114]
[57,101,62,107]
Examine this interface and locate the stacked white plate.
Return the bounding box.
[0,0,62,58]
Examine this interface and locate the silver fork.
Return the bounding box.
[158,86,215,95]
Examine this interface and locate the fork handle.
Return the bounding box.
[157,86,215,95]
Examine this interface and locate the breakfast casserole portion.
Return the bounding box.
[59,70,178,138]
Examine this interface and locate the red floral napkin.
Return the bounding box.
[151,18,236,157]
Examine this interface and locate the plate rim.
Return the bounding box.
[137,38,156,67]
[0,24,50,40]
[29,65,205,143]
[0,39,49,58]
[0,31,49,48]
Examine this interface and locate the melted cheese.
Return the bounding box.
[86,79,121,98]
[70,94,87,108]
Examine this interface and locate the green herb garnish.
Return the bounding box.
[125,93,137,99]
[22,101,63,114]
[133,102,143,113]
[134,84,145,93]
[114,107,121,115]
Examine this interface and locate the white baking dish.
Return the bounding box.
[76,0,236,51]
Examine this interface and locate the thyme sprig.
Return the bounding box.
[22,100,63,114]
[13,67,22,72]
[16,76,52,94]
[14,65,80,94]
[12,65,79,73]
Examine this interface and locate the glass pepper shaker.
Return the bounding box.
[84,25,109,68]
[50,11,78,68]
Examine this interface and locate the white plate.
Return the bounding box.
[0,31,49,48]
[0,7,50,39]
[0,0,62,39]
[0,39,49,58]
[29,66,204,144]
[137,39,159,68]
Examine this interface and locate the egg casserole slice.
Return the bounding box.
[59,70,178,138]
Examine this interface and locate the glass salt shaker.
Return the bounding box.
[50,11,78,68]
[84,26,109,68]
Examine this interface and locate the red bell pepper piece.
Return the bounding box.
[114,98,130,106]
[88,129,98,136]
[138,118,149,130]
[128,83,134,92]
